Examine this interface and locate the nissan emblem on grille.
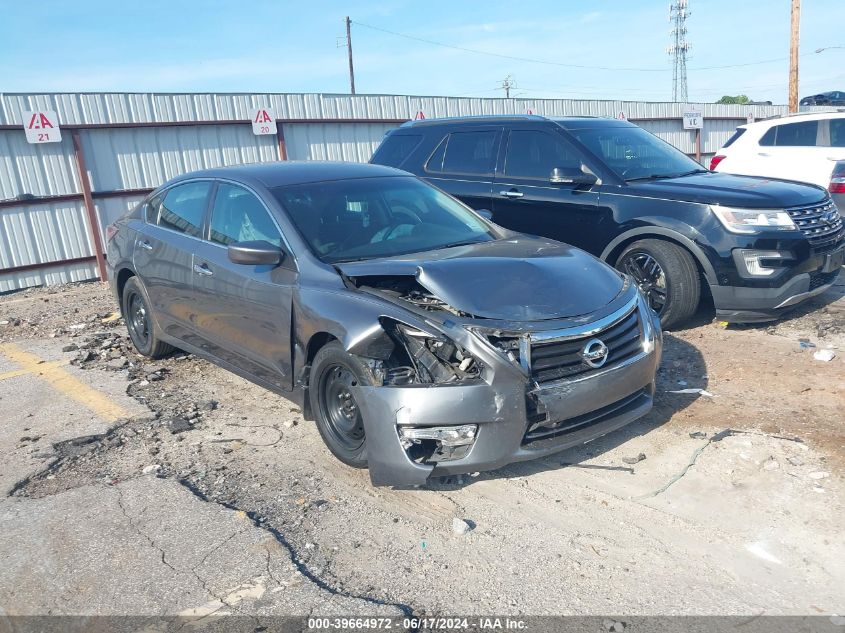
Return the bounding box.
[581,339,610,368]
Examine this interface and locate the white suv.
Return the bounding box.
[710,112,845,191]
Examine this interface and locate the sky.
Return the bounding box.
[0,0,842,104]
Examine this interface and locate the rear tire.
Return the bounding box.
[616,239,700,329]
[122,276,174,358]
[309,341,377,469]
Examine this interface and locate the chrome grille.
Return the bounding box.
[787,200,844,251]
[528,308,642,383]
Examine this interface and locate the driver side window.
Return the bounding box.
[209,184,282,247]
[504,130,581,180]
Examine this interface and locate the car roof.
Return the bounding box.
[741,110,845,129]
[171,161,409,187]
[399,114,635,130]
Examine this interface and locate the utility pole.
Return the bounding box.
[500,75,516,99]
[667,1,690,102]
[345,16,356,95]
[788,0,801,112]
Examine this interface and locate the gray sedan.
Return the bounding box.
[107,162,662,486]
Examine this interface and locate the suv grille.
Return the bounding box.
[529,308,642,383]
[809,269,840,292]
[787,200,844,252]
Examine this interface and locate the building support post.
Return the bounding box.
[71,130,108,281]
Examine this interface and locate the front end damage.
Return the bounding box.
[336,271,662,487]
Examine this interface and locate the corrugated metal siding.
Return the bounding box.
[81,125,278,192]
[0,130,79,199]
[0,260,97,293]
[2,92,813,126]
[285,123,396,162]
[0,199,92,269]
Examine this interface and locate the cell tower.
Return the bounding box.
[667,0,691,102]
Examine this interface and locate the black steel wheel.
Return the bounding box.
[309,341,374,468]
[615,239,700,329]
[318,365,366,452]
[121,276,173,358]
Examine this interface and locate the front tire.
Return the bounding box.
[309,341,376,468]
[616,239,700,329]
[121,276,173,358]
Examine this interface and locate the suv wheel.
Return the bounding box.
[122,277,174,358]
[309,341,376,468]
[616,239,700,329]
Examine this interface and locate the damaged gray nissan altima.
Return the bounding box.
[106,162,662,486]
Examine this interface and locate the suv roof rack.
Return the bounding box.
[400,114,550,127]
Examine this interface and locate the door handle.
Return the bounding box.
[757,152,770,157]
[193,263,213,276]
[499,190,524,198]
[138,240,153,250]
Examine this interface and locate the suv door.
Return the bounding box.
[422,127,501,210]
[190,181,295,390]
[134,180,213,341]
[492,128,600,252]
[754,119,836,187]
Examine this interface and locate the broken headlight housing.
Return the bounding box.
[388,323,481,384]
[398,424,477,463]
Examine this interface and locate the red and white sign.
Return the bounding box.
[251,107,277,135]
[413,110,426,120]
[23,110,62,144]
[617,111,627,121]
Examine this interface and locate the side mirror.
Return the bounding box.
[475,209,493,220]
[227,240,284,266]
[550,166,598,186]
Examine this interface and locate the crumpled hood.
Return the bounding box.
[628,171,828,208]
[337,237,625,321]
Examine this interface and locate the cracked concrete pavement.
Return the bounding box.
[1,280,844,618]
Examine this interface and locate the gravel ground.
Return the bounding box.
[1,277,844,615]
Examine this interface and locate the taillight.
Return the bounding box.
[710,155,726,171]
[830,178,845,194]
[106,224,119,242]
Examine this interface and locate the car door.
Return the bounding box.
[754,119,834,187]
[422,127,501,211]
[491,128,601,252]
[189,181,295,391]
[133,180,213,341]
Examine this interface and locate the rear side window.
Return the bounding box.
[722,128,746,148]
[209,183,282,247]
[427,130,497,175]
[371,133,422,167]
[504,130,581,179]
[154,181,212,237]
[830,119,845,148]
[760,120,819,147]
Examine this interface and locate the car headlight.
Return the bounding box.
[710,205,796,234]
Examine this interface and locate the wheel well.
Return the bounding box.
[306,332,338,365]
[301,332,337,422]
[115,268,135,311]
[606,235,706,279]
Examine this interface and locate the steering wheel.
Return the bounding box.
[379,208,422,241]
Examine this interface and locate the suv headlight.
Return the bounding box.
[710,205,796,234]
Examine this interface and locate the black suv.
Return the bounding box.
[371,115,844,328]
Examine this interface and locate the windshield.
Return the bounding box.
[569,126,705,181]
[272,176,496,263]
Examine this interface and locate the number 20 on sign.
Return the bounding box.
[23,110,63,144]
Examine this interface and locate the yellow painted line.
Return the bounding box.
[0,343,128,422]
[0,359,69,381]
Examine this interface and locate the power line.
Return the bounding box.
[351,20,819,73]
